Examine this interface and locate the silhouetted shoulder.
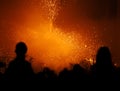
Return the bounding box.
[4,42,34,80]
[91,46,117,81]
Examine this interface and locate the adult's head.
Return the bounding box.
[15,42,27,57]
[96,46,112,68]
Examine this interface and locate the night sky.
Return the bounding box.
[0,0,119,72]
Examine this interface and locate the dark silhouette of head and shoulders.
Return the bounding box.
[91,46,116,81]
[5,42,34,80]
[96,46,113,71]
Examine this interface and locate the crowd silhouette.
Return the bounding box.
[0,42,120,84]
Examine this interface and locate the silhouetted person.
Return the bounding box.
[36,67,57,81]
[70,64,90,82]
[91,46,116,81]
[58,68,71,81]
[5,42,34,80]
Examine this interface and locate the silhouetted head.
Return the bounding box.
[96,46,112,67]
[15,42,27,57]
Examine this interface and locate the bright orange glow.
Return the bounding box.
[15,21,101,73]
[22,23,82,73]
[2,0,102,73]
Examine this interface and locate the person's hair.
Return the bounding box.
[96,46,112,66]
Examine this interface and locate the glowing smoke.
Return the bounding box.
[0,0,103,73]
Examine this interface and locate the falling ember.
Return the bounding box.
[42,0,60,32]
